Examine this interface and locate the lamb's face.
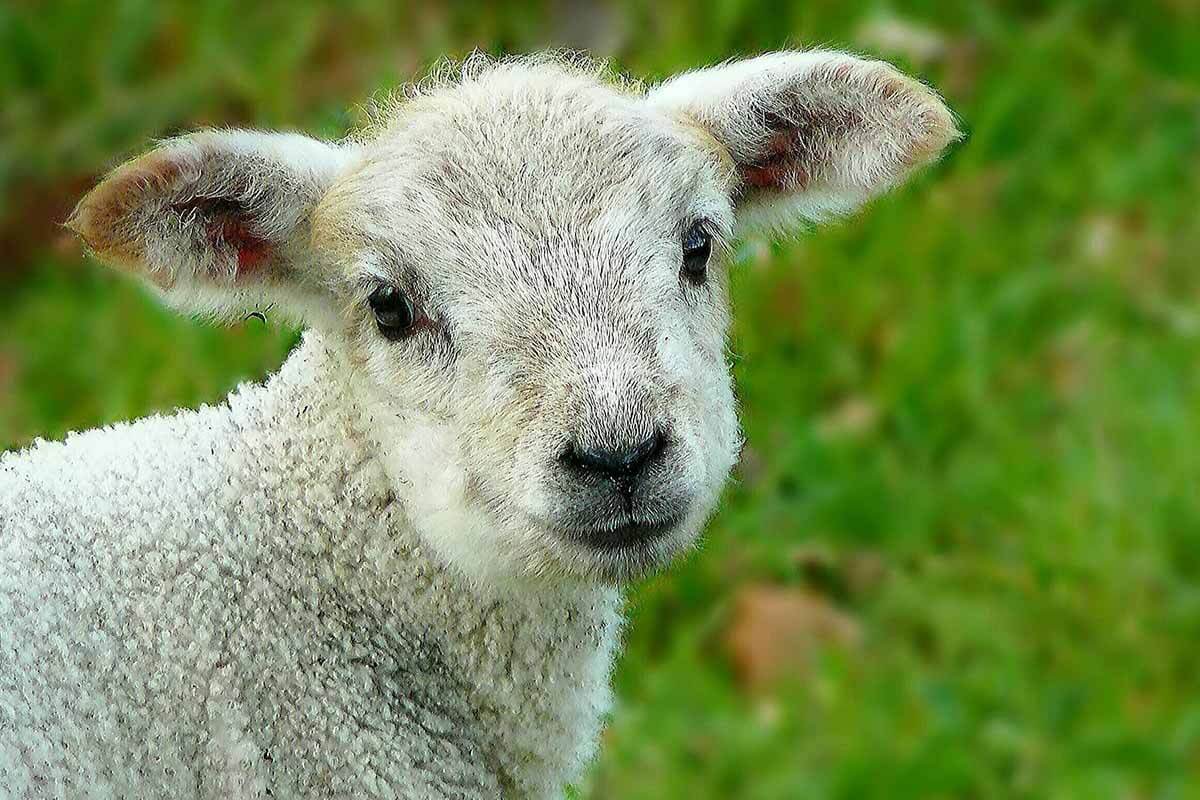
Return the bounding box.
[315,68,743,582]
[69,52,958,586]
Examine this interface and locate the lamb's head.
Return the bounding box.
[69,52,957,586]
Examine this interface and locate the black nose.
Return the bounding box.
[564,431,666,483]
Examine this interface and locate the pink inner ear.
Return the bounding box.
[237,242,271,274]
[220,217,271,275]
[740,129,809,192]
[171,196,273,277]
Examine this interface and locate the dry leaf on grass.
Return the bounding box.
[723,585,862,693]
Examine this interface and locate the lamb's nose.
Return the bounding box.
[563,431,666,484]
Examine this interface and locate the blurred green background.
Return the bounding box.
[3,1,1199,797]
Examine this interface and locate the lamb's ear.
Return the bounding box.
[67,129,352,324]
[648,50,960,232]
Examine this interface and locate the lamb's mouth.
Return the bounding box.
[562,514,685,551]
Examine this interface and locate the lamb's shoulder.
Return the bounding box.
[0,403,257,796]
[0,343,378,797]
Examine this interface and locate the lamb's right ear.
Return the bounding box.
[647,51,960,233]
[67,129,352,324]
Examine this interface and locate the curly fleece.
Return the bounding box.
[0,334,621,798]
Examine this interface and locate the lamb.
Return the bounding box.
[0,51,957,798]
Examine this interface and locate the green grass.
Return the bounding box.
[4,2,1200,797]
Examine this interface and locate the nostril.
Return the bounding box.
[564,430,667,480]
[624,430,665,473]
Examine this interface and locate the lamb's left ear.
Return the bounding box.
[648,50,960,231]
[68,129,352,324]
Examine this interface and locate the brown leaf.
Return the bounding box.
[723,585,862,693]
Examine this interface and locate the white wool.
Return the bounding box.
[0,334,621,798]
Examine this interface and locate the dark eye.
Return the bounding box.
[681,221,712,284]
[368,284,416,341]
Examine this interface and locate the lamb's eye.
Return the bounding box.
[681,221,712,284]
[368,284,416,341]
